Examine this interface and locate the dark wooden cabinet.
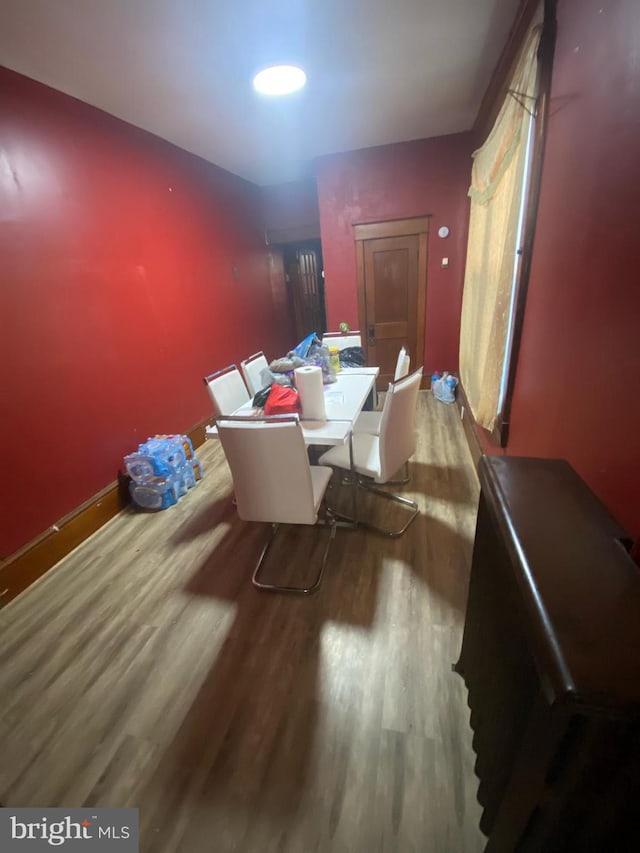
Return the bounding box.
[456,456,640,853]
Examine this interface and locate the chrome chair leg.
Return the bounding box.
[318,502,358,530]
[359,481,419,537]
[326,474,419,537]
[251,515,337,594]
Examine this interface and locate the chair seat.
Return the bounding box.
[319,434,385,482]
[310,465,333,516]
[353,410,382,435]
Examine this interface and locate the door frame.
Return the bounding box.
[354,216,430,387]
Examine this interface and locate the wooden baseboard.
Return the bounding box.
[0,417,213,608]
[455,383,483,474]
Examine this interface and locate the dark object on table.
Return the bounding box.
[252,385,272,408]
[455,455,640,853]
[339,345,365,367]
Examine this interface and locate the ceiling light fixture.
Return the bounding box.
[252,65,306,96]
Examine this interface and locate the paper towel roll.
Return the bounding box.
[294,365,326,421]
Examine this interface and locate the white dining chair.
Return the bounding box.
[352,346,410,438]
[240,351,270,397]
[321,330,362,350]
[203,364,250,416]
[319,366,422,536]
[215,414,336,593]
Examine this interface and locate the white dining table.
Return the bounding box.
[205,368,379,447]
[205,367,379,526]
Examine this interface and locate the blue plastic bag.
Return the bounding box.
[291,333,317,360]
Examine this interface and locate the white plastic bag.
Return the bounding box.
[433,372,458,404]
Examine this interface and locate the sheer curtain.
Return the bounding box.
[459,24,542,431]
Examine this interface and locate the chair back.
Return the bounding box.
[216,416,319,525]
[203,365,250,416]
[394,346,410,381]
[322,331,362,350]
[378,367,423,482]
[241,351,270,397]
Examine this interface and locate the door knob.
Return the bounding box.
[368,325,375,344]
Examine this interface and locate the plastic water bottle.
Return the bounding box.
[431,371,441,393]
[129,476,179,510]
[444,374,457,403]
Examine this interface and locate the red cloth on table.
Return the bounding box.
[263,384,300,415]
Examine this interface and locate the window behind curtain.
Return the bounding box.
[459,21,542,433]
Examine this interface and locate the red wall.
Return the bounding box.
[0,68,294,557]
[506,0,640,539]
[315,134,473,373]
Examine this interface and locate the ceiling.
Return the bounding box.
[0,0,521,186]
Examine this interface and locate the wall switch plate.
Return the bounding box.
[441,257,449,268]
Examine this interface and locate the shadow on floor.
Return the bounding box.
[137,451,478,849]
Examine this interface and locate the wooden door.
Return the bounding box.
[355,218,428,388]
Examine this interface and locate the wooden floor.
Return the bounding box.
[0,392,484,852]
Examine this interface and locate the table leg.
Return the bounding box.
[349,431,358,524]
